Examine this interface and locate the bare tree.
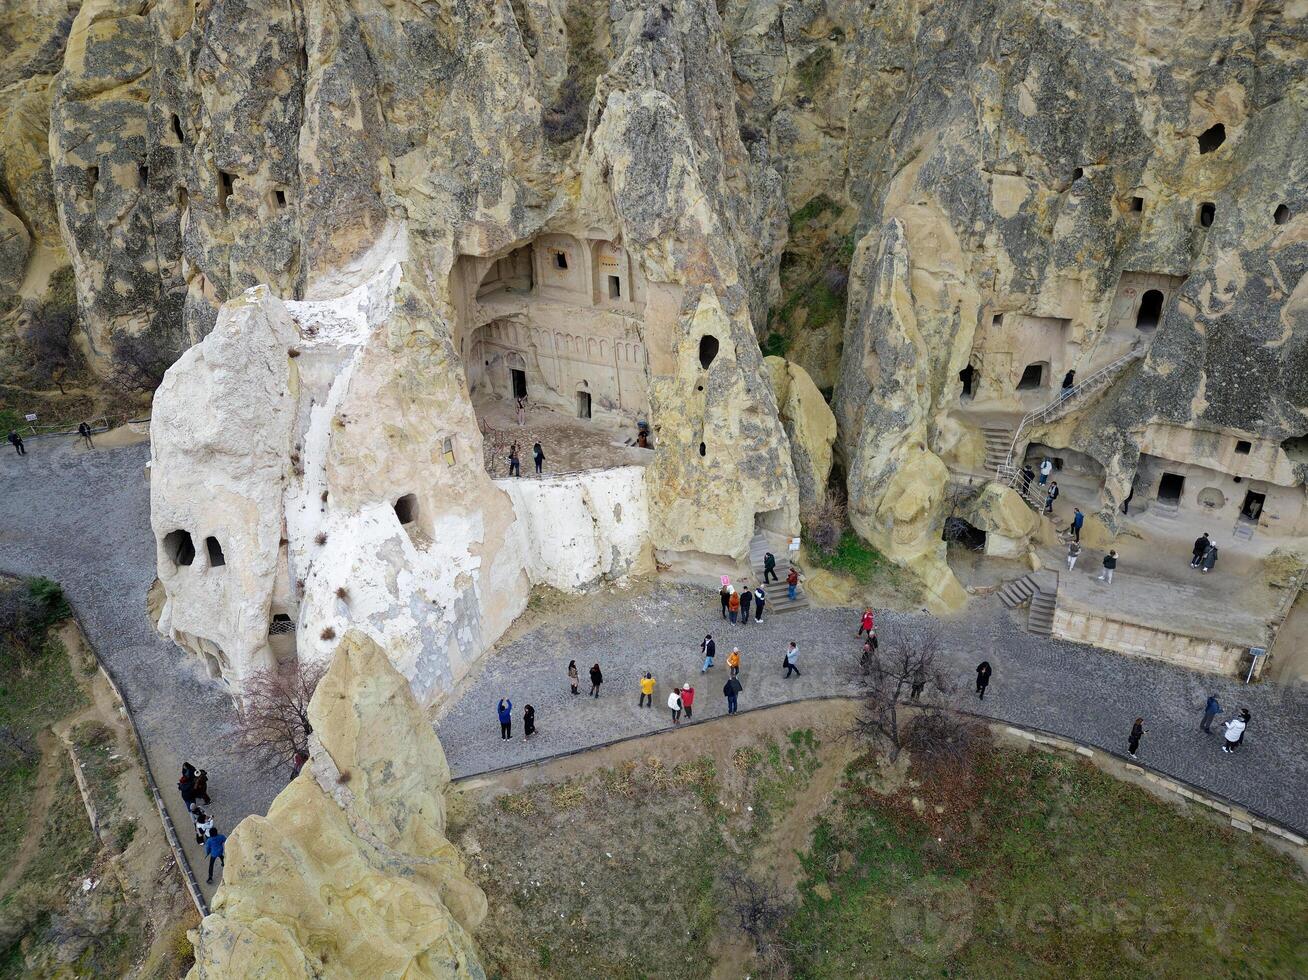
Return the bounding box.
[22,298,80,394]
[110,330,175,393]
[233,660,328,777]
[851,620,948,760]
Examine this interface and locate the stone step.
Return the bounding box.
[1028,591,1057,635]
[998,574,1037,608]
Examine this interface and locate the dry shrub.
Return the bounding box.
[319,626,336,641]
[550,780,587,810]
[599,760,638,799]
[496,793,536,817]
[803,489,846,557]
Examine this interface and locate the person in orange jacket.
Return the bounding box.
[726,648,741,678]
[728,589,741,624]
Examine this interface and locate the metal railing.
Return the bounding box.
[5,414,151,438]
[997,345,1145,484]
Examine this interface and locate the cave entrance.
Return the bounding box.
[1136,290,1164,331]
[942,516,986,552]
[1240,490,1265,522]
[577,389,592,419]
[511,367,528,400]
[959,363,977,400]
[1157,472,1185,505]
[1017,362,1046,390]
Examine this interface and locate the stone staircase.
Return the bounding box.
[982,424,1015,475]
[998,572,1058,636]
[1011,477,1070,537]
[747,533,809,614]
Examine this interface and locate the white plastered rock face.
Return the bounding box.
[151,227,657,703]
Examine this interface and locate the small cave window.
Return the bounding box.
[1274,204,1291,225]
[699,441,707,457]
[274,188,287,208]
[1157,472,1185,504]
[172,114,186,143]
[1234,439,1252,455]
[698,334,720,370]
[205,536,226,567]
[394,493,418,525]
[577,390,592,418]
[991,313,1002,326]
[1282,434,1308,463]
[1071,166,1084,181]
[219,170,235,214]
[86,165,99,196]
[607,275,622,300]
[442,436,455,466]
[269,613,296,636]
[178,186,189,210]
[1198,202,1215,227]
[1016,362,1046,390]
[553,250,568,270]
[1130,195,1145,213]
[1197,123,1226,154]
[138,164,149,188]
[163,530,195,567]
[1136,289,1164,330]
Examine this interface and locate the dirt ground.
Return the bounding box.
[452,700,860,979]
[1,620,195,977]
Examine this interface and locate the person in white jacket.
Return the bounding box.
[1221,712,1247,754]
[667,689,683,725]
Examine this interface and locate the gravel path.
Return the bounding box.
[0,436,282,900]
[436,583,1308,836]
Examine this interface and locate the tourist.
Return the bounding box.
[668,688,683,724]
[589,663,603,697]
[1071,507,1084,542]
[723,675,742,714]
[1066,540,1081,571]
[1200,541,1219,574]
[533,441,544,476]
[763,551,778,583]
[291,750,309,780]
[753,585,766,623]
[523,704,536,741]
[204,827,226,883]
[193,808,213,846]
[1190,532,1210,568]
[7,431,24,456]
[78,421,94,448]
[975,660,992,699]
[498,698,513,740]
[719,582,730,619]
[179,770,198,813]
[193,769,211,805]
[1096,550,1118,584]
[728,589,740,624]
[786,567,799,601]
[701,634,716,672]
[858,608,874,638]
[1038,458,1052,486]
[639,672,655,707]
[1044,481,1059,515]
[783,641,801,678]
[681,683,695,719]
[1127,717,1147,759]
[910,666,926,700]
[508,443,520,477]
[859,635,878,670]
[739,584,753,625]
[1221,711,1247,754]
[1021,464,1035,492]
[1200,693,1221,734]
[727,647,740,678]
[515,396,526,426]
[1061,370,1076,398]
[567,659,579,696]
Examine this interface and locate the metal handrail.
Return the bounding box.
[998,345,1145,482]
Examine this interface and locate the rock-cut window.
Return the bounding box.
[163,530,195,567]
[205,536,226,567]
[699,334,720,370]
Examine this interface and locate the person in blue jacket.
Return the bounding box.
[1200,694,1221,734]
[497,698,513,740]
[204,828,226,883]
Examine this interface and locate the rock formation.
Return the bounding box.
[188,630,486,978]
[0,0,1302,677]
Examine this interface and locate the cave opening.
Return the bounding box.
[219,170,235,214]
[1136,289,1164,331]
[172,114,185,143]
[394,493,418,525]
[959,363,977,400]
[1274,204,1291,225]
[699,334,720,370]
[1199,202,1215,227]
[205,536,226,567]
[164,529,195,567]
[1017,362,1046,390]
[1157,472,1185,505]
[1197,123,1226,154]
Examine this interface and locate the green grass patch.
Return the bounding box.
[805,530,915,591]
[761,331,789,358]
[786,745,1308,976]
[788,194,839,235]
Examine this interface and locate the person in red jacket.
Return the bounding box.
[680,683,695,719]
[858,608,875,638]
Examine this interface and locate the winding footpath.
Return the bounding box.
[3,437,1306,863]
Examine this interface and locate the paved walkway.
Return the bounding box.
[436,583,1308,835]
[3,435,1306,886]
[0,436,282,900]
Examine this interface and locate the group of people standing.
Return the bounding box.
[718,580,768,625]
[1129,695,1251,760]
[506,441,545,477]
[178,762,226,884]
[7,421,97,456]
